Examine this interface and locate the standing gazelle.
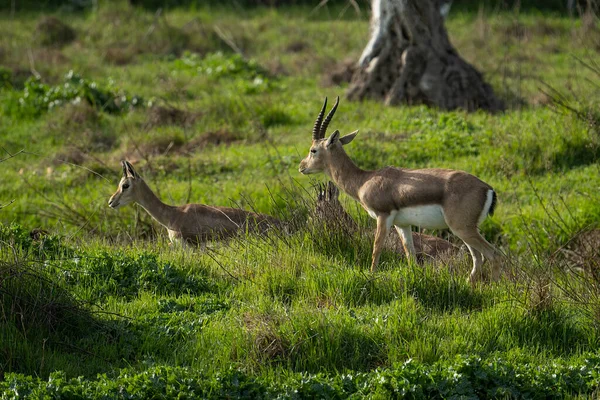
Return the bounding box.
[299,97,500,282]
[109,161,281,245]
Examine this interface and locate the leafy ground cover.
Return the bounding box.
[1,1,600,397]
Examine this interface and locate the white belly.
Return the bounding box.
[365,204,448,229]
[393,205,447,229]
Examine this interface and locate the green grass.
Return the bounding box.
[1,1,600,397]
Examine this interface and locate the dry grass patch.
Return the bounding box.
[61,102,100,127]
[497,20,567,42]
[563,229,600,276]
[31,48,69,65]
[183,130,242,152]
[574,11,600,50]
[103,47,136,65]
[146,105,199,128]
[46,104,118,151]
[243,312,288,364]
[531,92,553,106]
[53,147,87,166]
[119,129,239,162]
[127,135,186,159]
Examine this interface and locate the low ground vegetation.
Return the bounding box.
[1,1,600,397]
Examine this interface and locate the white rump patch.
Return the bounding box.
[478,189,494,225]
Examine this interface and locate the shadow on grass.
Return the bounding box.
[508,308,596,354]
[0,257,110,377]
[0,224,227,378]
[285,316,387,373]
[406,272,486,313]
[0,255,228,379]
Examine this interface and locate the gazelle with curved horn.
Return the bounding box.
[109,161,281,245]
[299,97,501,282]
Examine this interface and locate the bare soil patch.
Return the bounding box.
[35,16,76,48]
[321,58,356,87]
[286,40,309,53]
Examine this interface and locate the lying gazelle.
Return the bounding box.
[299,97,501,282]
[314,181,459,262]
[108,161,281,245]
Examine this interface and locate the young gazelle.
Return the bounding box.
[108,161,280,245]
[314,181,459,262]
[299,97,500,282]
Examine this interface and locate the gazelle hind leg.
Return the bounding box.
[394,225,417,265]
[464,244,484,283]
[451,227,500,283]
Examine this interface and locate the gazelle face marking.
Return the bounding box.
[108,160,140,209]
[108,177,136,209]
[299,140,328,175]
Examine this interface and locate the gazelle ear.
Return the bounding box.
[325,130,340,148]
[123,160,139,178]
[339,130,358,145]
[121,160,128,177]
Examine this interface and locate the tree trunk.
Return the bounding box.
[347,0,504,112]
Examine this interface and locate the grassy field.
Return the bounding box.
[1,1,600,397]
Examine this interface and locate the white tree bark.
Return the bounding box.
[348,0,503,112]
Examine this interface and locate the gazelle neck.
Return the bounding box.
[326,149,369,201]
[135,180,177,229]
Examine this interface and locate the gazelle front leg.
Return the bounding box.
[168,230,190,251]
[395,225,417,265]
[371,214,390,272]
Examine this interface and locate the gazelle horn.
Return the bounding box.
[320,96,339,139]
[312,97,327,140]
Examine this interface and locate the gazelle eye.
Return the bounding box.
[310,149,317,154]
[122,183,130,189]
